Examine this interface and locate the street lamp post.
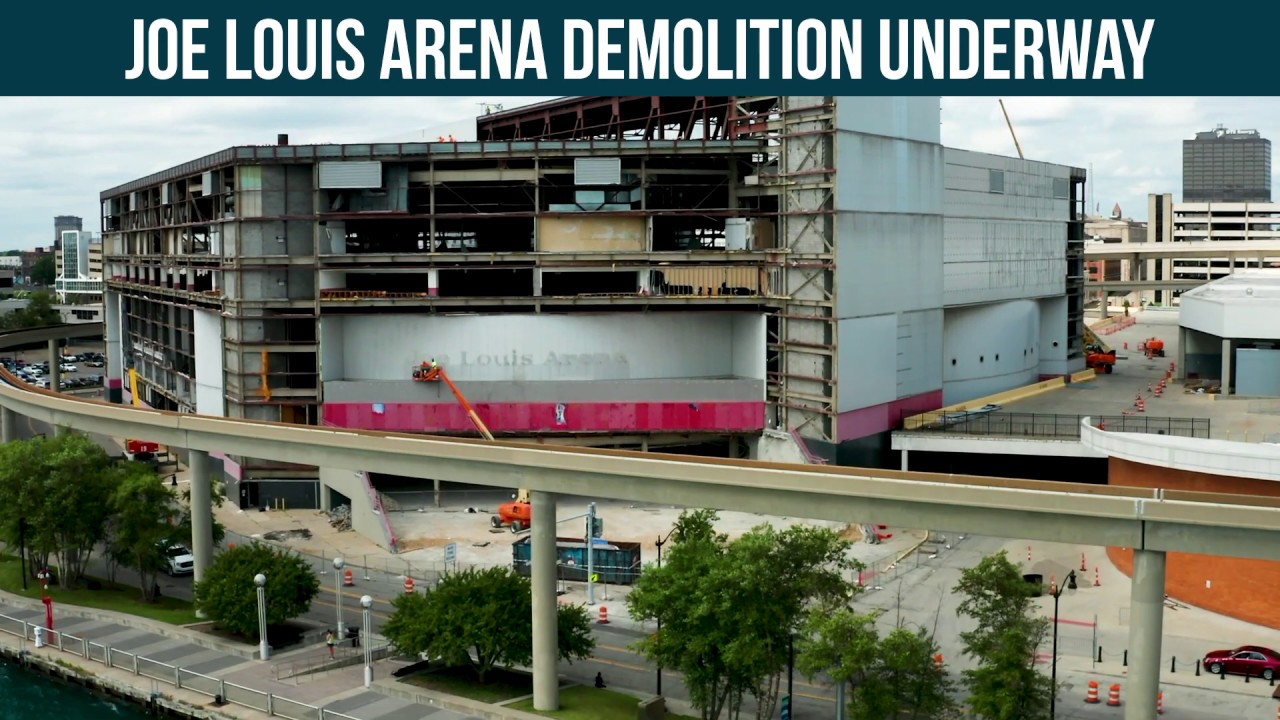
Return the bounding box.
[654,527,675,696]
[333,557,346,636]
[254,573,269,661]
[1050,570,1077,720]
[360,595,374,688]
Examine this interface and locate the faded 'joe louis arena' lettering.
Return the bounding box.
[437,351,629,368]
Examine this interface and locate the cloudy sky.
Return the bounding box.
[0,96,1274,251]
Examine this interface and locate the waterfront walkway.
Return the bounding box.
[0,590,496,720]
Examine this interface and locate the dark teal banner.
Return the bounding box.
[0,2,1223,95]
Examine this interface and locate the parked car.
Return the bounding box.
[1203,645,1280,679]
[159,544,195,575]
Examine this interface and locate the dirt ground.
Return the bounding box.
[386,497,862,570]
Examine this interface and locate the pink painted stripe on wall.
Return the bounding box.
[107,377,122,389]
[323,401,766,434]
[835,389,944,443]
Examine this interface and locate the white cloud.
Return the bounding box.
[0,96,1275,251]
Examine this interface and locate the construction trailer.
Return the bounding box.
[511,536,643,585]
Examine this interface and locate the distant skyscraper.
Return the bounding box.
[53,215,82,251]
[1182,127,1272,203]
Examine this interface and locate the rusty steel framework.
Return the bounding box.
[480,96,839,443]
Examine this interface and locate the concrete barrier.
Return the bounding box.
[1070,368,1098,384]
[637,695,666,720]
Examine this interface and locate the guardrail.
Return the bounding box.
[0,612,362,720]
[901,411,1211,440]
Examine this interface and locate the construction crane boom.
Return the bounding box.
[413,360,529,503]
[998,99,1025,160]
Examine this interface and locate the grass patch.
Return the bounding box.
[0,554,199,625]
[509,685,697,719]
[403,665,533,704]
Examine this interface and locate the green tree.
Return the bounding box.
[954,551,1052,720]
[109,465,186,601]
[626,510,856,720]
[380,565,595,683]
[31,256,55,286]
[194,542,320,637]
[0,432,118,587]
[0,291,62,330]
[798,610,958,720]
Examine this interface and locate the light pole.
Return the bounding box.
[1050,570,1077,720]
[333,557,346,636]
[254,573,269,661]
[654,527,675,696]
[360,595,373,688]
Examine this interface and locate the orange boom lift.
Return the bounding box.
[412,360,532,528]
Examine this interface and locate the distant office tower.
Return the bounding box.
[53,215,82,251]
[1182,127,1272,203]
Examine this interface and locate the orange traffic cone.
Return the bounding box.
[1084,680,1100,704]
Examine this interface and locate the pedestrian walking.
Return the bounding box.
[326,629,336,659]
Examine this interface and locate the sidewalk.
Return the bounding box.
[0,589,482,720]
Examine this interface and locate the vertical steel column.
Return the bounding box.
[530,490,559,711]
[1125,549,1166,720]
[1,407,17,443]
[188,449,214,619]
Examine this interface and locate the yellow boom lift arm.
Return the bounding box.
[413,360,529,503]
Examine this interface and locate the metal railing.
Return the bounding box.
[0,612,368,720]
[901,411,1211,440]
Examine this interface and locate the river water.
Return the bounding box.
[0,658,150,719]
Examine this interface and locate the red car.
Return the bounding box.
[1203,645,1280,680]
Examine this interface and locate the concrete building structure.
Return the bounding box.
[1183,127,1271,203]
[1086,206,1147,305]
[19,248,51,286]
[55,229,104,301]
[97,96,1086,510]
[1177,269,1280,396]
[5,321,1280,720]
[53,215,81,252]
[1131,193,1280,306]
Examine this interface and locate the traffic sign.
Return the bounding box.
[444,543,457,565]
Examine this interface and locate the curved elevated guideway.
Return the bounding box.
[2,324,1277,720]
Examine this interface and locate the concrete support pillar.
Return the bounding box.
[1125,549,1166,720]
[1221,338,1233,395]
[433,478,441,508]
[900,449,909,471]
[530,490,559,711]
[47,340,60,393]
[727,436,739,459]
[1176,326,1187,380]
[1098,297,1109,318]
[189,449,215,617]
[1,407,17,443]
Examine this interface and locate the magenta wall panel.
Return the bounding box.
[323,401,766,434]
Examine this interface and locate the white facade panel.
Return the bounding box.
[192,309,226,416]
[104,290,124,380]
[318,161,383,189]
[836,213,945,319]
[834,133,944,214]
[834,97,941,144]
[942,300,1042,405]
[836,314,898,413]
[1236,349,1280,397]
[942,149,1072,308]
[319,314,345,381]
[1178,297,1227,338]
[1037,296,1075,377]
[897,309,944,399]
[730,314,768,392]
[322,312,767,382]
[574,157,622,185]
